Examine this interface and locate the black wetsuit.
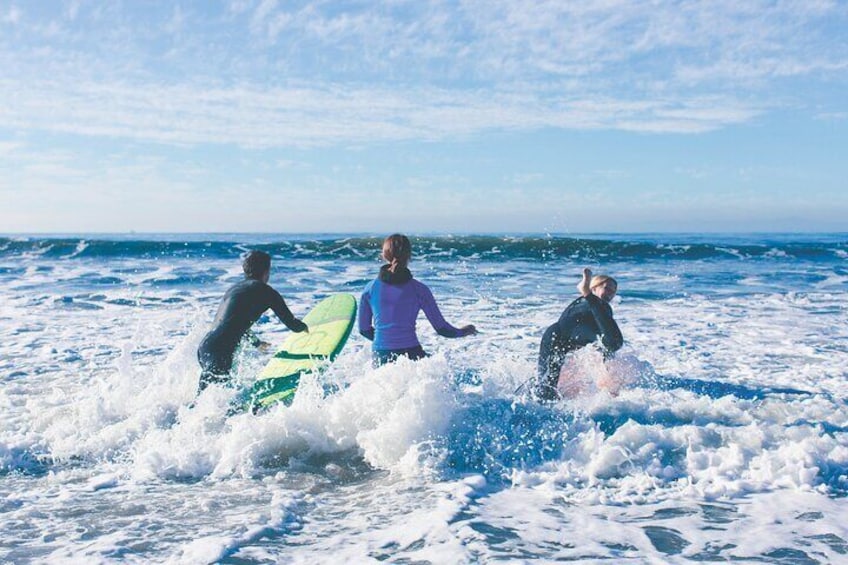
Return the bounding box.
[197,278,307,390]
[535,294,623,401]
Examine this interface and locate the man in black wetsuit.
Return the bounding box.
[535,268,623,401]
[197,250,308,392]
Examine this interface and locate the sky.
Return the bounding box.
[1,0,847,234]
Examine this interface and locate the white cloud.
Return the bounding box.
[0,1,844,147]
[815,111,848,120]
[228,0,254,16]
[2,6,21,24]
[165,5,186,34]
[511,173,545,185]
[0,140,23,154]
[0,77,763,148]
[250,0,279,37]
[66,1,81,21]
[228,0,848,87]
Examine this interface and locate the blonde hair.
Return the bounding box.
[381,234,412,273]
[590,274,617,290]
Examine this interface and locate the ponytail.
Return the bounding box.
[382,234,412,273]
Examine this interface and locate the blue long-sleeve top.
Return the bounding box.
[359,266,468,350]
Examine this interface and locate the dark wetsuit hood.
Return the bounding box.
[379,265,413,284]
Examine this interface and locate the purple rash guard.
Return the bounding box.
[359,268,466,351]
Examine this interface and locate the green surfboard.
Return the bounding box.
[248,293,357,411]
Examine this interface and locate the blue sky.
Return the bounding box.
[1,1,846,233]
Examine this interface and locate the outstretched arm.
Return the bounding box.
[584,294,623,353]
[267,287,308,333]
[417,282,476,338]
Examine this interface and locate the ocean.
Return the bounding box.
[1,233,846,563]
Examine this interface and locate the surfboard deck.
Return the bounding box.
[247,293,357,411]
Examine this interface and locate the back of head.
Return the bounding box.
[242,250,271,280]
[381,234,412,272]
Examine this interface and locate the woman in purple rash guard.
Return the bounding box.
[359,234,477,366]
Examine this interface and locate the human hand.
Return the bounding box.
[577,268,592,297]
[295,320,309,333]
[461,324,478,336]
[258,341,273,352]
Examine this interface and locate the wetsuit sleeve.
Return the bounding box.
[584,294,623,353]
[266,286,307,332]
[416,282,467,338]
[358,286,374,341]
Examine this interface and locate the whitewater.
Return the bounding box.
[1,234,846,563]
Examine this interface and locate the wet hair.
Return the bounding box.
[381,234,412,273]
[590,274,617,291]
[242,250,271,280]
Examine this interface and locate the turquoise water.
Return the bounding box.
[1,234,847,563]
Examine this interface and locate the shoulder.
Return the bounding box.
[411,279,432,293]
[586,294,613,312]
[255,280,282,299]
[560,296,587,317]
[567,296,587,310]
[227,279,254,295]
[582,295,615,318]
[411,280,436,302]
[363,278,378,292]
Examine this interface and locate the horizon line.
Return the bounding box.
[2,231,846,237]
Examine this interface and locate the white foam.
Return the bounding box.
[2,245,847,562]
[170,492,302,565]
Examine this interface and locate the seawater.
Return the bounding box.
[1,233,847,564]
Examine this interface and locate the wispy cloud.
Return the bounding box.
[235,1,848,85]
[0,1,845,148]
[2,5,21,24]
[0,140,23,155]
[0,77,763,148]
[815,111,848,121]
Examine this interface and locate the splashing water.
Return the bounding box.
[1,233,847,562]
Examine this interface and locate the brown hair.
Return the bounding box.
[381,234,412,273]
[242,250,271,280]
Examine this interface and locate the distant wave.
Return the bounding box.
[1,235,845,263]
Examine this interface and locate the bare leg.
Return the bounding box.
[577,267,592,297]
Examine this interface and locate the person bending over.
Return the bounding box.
[359,234,477,366]
[197,250,308,392]
[535,268,623,401]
